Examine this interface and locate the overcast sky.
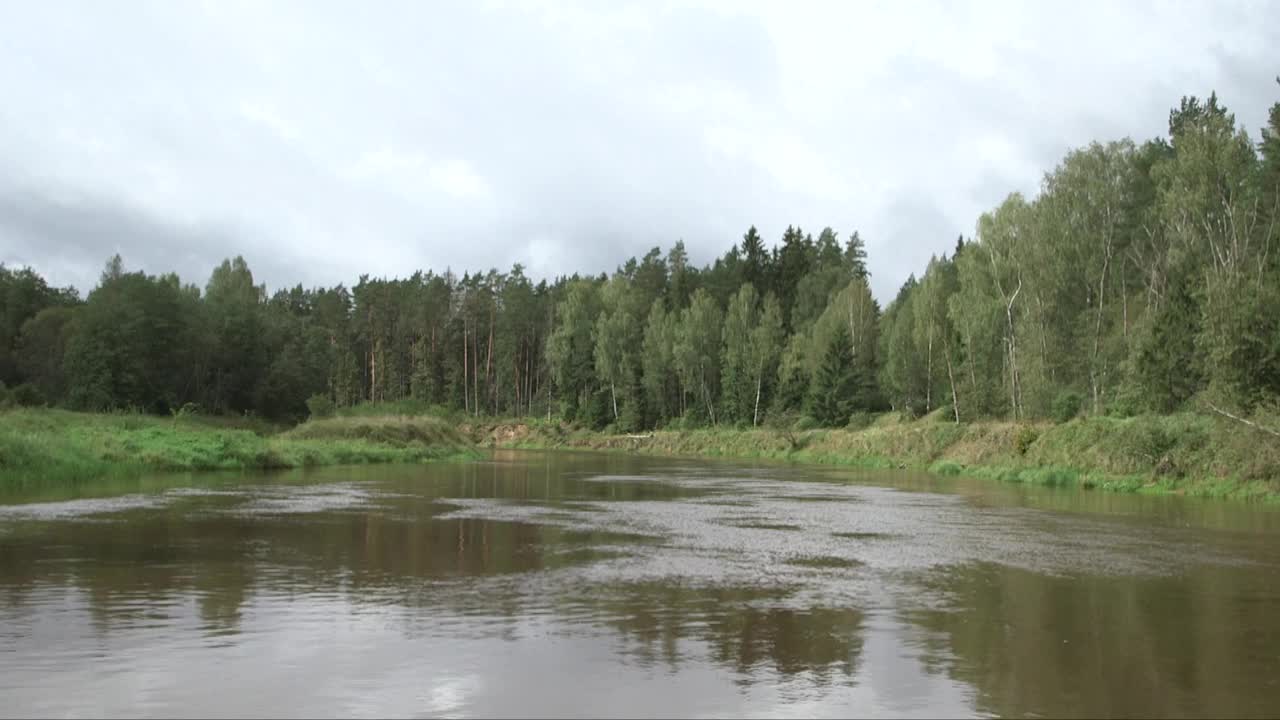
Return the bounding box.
[1,0,1278,302]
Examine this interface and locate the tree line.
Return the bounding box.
[2,87,1277,428]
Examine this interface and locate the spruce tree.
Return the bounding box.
[809,325,857,427]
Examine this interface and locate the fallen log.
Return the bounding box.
[1205,401,1280,439]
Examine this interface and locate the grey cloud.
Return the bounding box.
[0,180,309,294]
[871,195,960,301]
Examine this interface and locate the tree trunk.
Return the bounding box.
[610,381,619,421]
[1005,277,1023,420]
[1122,273,1129,340]
[965,325,978,397]
[925,326,934,413]
[1091,220,1114,415]
[486,305,494,413]
[514,353,522,413]
[462,322,469,414]
[699,361,715,425]
[945,348,960,424]
[753,370,763,427]
[371,341,379,404]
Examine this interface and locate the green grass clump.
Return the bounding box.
[0,408,476,488]
[930,460,965,476]
[283,415,465,447]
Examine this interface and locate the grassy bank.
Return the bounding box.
[6,404,1278,502]
[463,411,1280,501]
[0,409,477,488]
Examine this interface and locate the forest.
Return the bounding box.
[2,89,1278,433]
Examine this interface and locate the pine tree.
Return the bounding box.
[809,324,857,427]
[740,227,768,292]
[773,226,812,330]
[843,231,869,280]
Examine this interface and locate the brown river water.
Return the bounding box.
[2,449,1279,718]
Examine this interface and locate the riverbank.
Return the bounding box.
[0,409,477,487]
[464,412,1280,501]
[4,407,1277,501]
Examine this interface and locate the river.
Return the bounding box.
[1,450,1279,718]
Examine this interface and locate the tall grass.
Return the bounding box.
[483,412,1280,501]
[0,408,475,488]
[283,415,466,447]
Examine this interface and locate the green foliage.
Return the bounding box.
[739,226,770,293]
[283,415,463,447]
[809,325,858,427]
[674,289,723,424]
[204,256,266,414]
[64,257,197,414]
[593,276,643,429]
[792,415,819,431]
[546,280,601,421]
[843,231,869,280]
[1125,419,1177,465]
[931,460,964,476]
[1014,425,1040,455]
[880,276,927,415]
[750,294,786,425]
[0,264,79,388]
[846,411,875,431]
[772,334,810,415]
[170,402,201,420]
[1107,382,1144,418]
[720,283,760,425]
[9,382,43,407]
[1132,282,1203,412]
[641,300,679,423]
[306,393,336,419]
[1051,391,1083,424]
[15,305,78,404]
[0,409,473,487]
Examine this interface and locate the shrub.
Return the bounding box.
[793,415,819,431]
[846,412,874,431]
[10,383,44,407]
[1107,384,1144,418]
[763,410,800,430]
[671,409,711,431]
[170,401,201,420]
[1051,391,1083,424]
[929,404,955,423]
[306,393,336,419]
[1123,419,1175,464]
[1014,425,1040,455]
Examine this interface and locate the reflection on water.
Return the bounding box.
[2,450,1279,718]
